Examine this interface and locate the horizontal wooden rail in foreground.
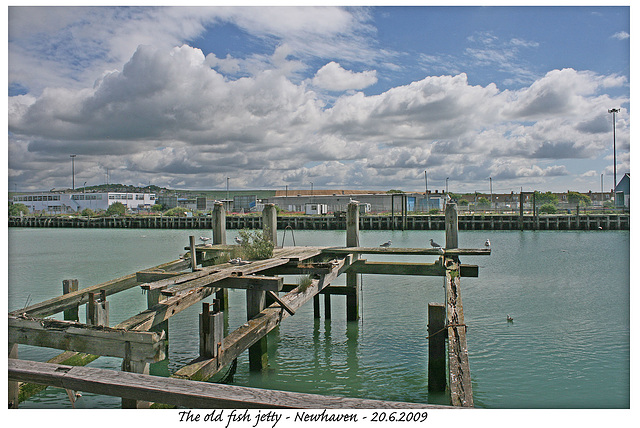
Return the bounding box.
[9,359,449,409]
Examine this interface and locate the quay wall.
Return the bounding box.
[8,214,630,231]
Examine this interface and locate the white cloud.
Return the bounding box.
[8,40,630,192]
[611,31,629,40]
[312,62,378,92]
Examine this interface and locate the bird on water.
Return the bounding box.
[380,240,392,247]
[507,314,514,322]
[430,238,442,248]
[485,239,491,248]
[235,236,243,244]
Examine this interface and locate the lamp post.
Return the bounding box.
[70,154,76,190]
[608,108,620,189]
[490,177,493,210]
[446,177,449,195]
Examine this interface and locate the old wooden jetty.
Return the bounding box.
[8,202,489,409]
[8,212,629,230]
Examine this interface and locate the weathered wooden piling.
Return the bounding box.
[212,201,226,245]
[189,235,197,272]
[262,203,278,246]
[200,301,223,359]
[212,203,229,310]
[346,201,360,321]
[62,279,79,322]
[86,290,109,327]
[427,303,446,391]
[246,288,268,371]
[445,202,458,250]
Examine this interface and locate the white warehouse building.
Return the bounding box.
[12,192,156,214]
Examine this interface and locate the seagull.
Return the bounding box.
[380,240,392,247]
[235,236,243,244]
[507,314,513,322]
[430,238,442,248]
[199,236,211,243]
[484,239,491,248]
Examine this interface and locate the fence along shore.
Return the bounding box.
[8,212,630,230]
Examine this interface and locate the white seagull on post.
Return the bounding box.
[430,238,442,248]
[380,240,392,247]
[200,236,211,244]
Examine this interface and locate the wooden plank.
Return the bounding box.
[136,271,183,283]
[173,256,352,381]
[11,258,189,318]
[444,260,473,407]
[160,257,291,296]
[322,247,490,256]
[116,286,218,331]
[9,359,448,409]
[347,259,479,277]
[8,316,166,363]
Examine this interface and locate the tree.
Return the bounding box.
[81,208,95,217]
[534,191,558,206]
[9,203,29,217]
[567,191,591,207]
[106,202,126,216]
[477,197,491,208]
[151,204,164,212]
[539,203,557,214]
[386,189,404,194]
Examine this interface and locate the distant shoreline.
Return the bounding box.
[8,213,629,231]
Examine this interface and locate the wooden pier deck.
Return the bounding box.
[9,202,488,409]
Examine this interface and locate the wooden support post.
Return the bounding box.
[147,288,169,353]
[428,303,446,392]
[519,192,524,231]
[62,279,79,322]
[324,293,332,319]
[213,202,229,309]
[121,349,150,409]
[313,295,321,319]
[200,301,224,359]
[262,203,278,246]
[346,201,360,321]
[246,290,268,371]
[445,202,458,250]
[8,343,18,408]
[213,201,227,245]
[189,235,197,272]
[86,291,109,326]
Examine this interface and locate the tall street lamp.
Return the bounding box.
[608,108,620,189]
[70,154,76,190]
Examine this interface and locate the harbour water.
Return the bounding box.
[7,227,630,408]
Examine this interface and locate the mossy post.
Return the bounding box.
[262,203,278,247]
[346,201,360,321]
[213,201,228,310]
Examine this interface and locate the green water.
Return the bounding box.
[7,228,630,408]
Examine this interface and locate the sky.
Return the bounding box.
[6,3,632,195]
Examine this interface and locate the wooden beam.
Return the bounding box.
[347,259,479,277]
[322,247,490,256]
[444,260,473,407]
[173,256,352,381]
[136,271,183,283]
[158,257,291,296]
[11,258,189,318]
[9,359,448,409]
[8,316,166,363]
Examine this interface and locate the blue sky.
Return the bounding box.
[7,4,631,194]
